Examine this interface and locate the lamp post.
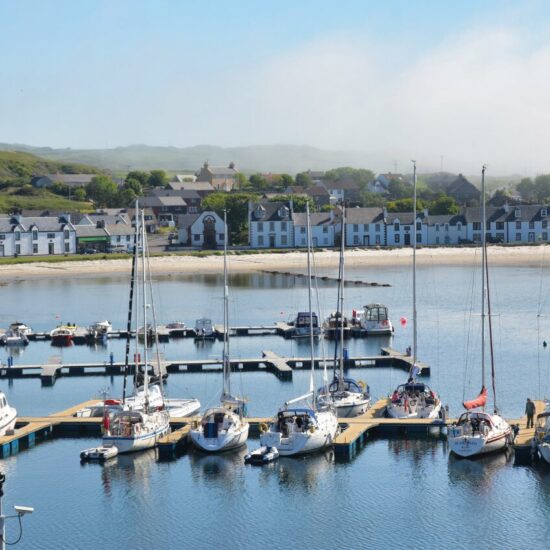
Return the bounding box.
[0,473,34,550]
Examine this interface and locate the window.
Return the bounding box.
[219,234,224,241]
[15,231,20,241]
[473,222,481,231]
[529,221,535,229]
[542,208,548,217]
[486,221,491,230]
[64,229,70,239]
[0,235,5,240]
[353,235,359,245]
[194,234,200,241]
[281,235,287,246]
[375,235,381,244]
[300,227,306,234]
[363,224,368,231]
[395,234,400,244]
[543,221,548,229]
[117,236,121,242]
[436,237,440,244]
[126,236,131,242]
[32,230,38,240]
[457,223,462,231]
[496,222,504,230]
[258,235,264,246]
[394,222,400,231]
[416,233,422,243]
[515,208,521,218]
[33,244,38,253]
[323,227,328,233]
[15,244,20,255]
[445,224,449,231]
[353,224,359,232]
[65,243,70,253]
[516,221,521,229]
[47,233,55,238]
[375,224,380,232]
[416,221,421,231]
[435,224,440,231]
[543,232,548,241]
[257,222,263,232]
[281,222,287,232]
[269,222,275,231]
[516,233,521,241]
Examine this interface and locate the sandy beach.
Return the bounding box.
[0,245,549,281]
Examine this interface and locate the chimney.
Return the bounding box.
[423,208,429,217]
[383,206,388,219]
[96,220,105,229]
[503,203,509,213]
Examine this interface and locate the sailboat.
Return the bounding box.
[99,209,171,455]
[318,204,371,418]
[386,161,442,419]
[260,203,339,455]
[448,166,513,457]
[190,210,249,452]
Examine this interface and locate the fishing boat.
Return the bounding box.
[50,325,75,346]
[190,211,249,453]
[194,318,215,341]
[353,303,394,335]
[100,208,171,455]
[291,311,321,338]
[387,161,442,419]
[535,404,550,463]
[448,166,513,458]
[0,391,17,436]
[260,203,338,456]
[318,205,370,418]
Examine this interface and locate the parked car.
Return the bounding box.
[79,247,100,254]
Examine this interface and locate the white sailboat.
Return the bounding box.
[318,204,370,418]
[0,391,17,436]
[260,203,339,455]
[100,209,171,455]
[190,211,249,452]
[448,166,513,458]
[387,161,442,419]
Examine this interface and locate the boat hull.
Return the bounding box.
[448,428,512,458]
[0,408,17,436]
[190,424,249,452]
[103,422,170,454]
[386,402,442,419]
[538,442,550,464]
[333,398,370,418]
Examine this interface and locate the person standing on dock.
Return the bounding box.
[525,398,536,429]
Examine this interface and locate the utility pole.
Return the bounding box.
[0,473,34,550]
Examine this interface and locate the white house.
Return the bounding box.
[0,215,76,257]
[248,201,294,248]
[342,207,386,246]
[177,211,226,248]
[293,211,336,248]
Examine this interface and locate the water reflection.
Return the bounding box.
[447,449,512,492]
[189,446,248,486]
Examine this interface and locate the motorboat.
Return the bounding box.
[322,312,350,340]
[194,318,215,341]
[353,303,394,335]
[448,166,512,458]
[0,391,17,436]
[87,320,112,341]
[244,445,279,465]
[165,321,186,336]
[190,210,249,452]
[0,329,29,346]
[386,382,442,419]
[50,325,75,346]
[291,311,321,338]
[535,406,550,464]
[9,322,32,336]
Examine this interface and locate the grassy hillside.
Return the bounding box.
[0,150,100,180]
[0,187,92,213]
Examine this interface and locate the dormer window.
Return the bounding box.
[14,231,20,241]
[445,223,449,231]
[278,206,289,219]
[32,229,38,241]
[457,222,462,231]
[394,222,400,231]
[541,208,547,217]
[416,221,421,231]
[255,205,266,220]
[515,207,521,218]
[435,224,440,231]
[64,229,70,239]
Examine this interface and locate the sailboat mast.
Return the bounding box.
[481,165,486,394]
[306,202,316,405]
[412,160,418,371]
[223,209,230,396]
[141,209,149,409]
[338,205,346,391]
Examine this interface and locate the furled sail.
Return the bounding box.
[463,386,487,410]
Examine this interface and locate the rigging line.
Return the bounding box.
[145,232,165,402]
[463,248,479,402]
[485,245,498,413]
[311,236,328,389]
[429,253,440,388]
[536,245,547,399]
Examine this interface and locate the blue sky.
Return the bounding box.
[1,0,549,172]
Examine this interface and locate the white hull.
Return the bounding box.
[0,407,17,436]
[333,398,370,418]
[448,425,512,458]
[260,410,338,456]
[386,402,442,419]
[538,442,550,464]
[165,398,201,418]
[190,424,249,452]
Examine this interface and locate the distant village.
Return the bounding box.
[1,161,549,257]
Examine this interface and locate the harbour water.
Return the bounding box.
[1,261,550,548]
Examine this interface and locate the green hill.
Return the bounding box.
[0,150,100,180]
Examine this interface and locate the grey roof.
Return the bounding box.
[306,185,330,197]
[293,212,334,226]
[105,224,134,236]
[345,207,385,224]
[138,196,187,208]
[176,214,201,229]
[169,181,214,192]
[251,201,292,222]
[148,188,201,200]
[464,205,550,223]
[75,225,107,238]
[325,178,359,190]
[76,213,130,226]
[385,212,417,225]
[208,166,238,176]
[425,214,466,226]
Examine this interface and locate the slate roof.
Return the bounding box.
[292,212,334,227]
[251,201,292,222]
[345,207,385,224]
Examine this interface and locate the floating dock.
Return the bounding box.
[0,348,429,385]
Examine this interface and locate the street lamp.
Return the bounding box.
[0,474,34,550]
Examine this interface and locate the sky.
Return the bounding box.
[1,0,550,174]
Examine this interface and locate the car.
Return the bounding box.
[80,247,99,254]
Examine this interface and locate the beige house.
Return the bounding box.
[196,161,239,191]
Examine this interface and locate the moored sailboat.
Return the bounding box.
[448,166,512,458]
[190,211,249,452]
[260,203,338,455]
[0,391,17,436]
[386,161,442,419]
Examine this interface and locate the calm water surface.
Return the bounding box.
[1,262,550,548]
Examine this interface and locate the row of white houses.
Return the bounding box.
[248,201,550,247]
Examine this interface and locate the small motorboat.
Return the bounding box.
[194,318,215,341]
[50,325,75,346]
[322,311,350,340]
[353,303,394,335]
[80,445,119,462]
[87,320,112,341]
[291,311,321,338]
[165,321,186,336]
[9,322,32,336]
[0,330,29,346]
[244,445,279,465]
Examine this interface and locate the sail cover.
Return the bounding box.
[463,386,487,410]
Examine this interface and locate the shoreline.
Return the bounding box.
[0,245,549,281]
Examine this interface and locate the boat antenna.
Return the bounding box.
[411,160,418,380]
[338,203,346,392]
[481,164,487,406]
[122,199,139,405]
[306,202,316,405]
[223,208,231,398]
[141,209,149,411]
